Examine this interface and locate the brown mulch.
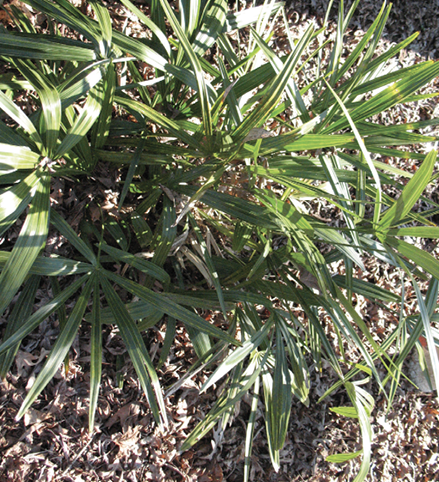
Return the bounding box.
[1,1,439,481]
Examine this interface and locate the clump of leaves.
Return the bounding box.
[0,0,438,479]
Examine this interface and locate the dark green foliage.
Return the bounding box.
[0,1,438,479]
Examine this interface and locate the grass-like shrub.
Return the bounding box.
[0,0,438,479]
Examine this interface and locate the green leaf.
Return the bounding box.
[232,24,314,144]
[54,78,105,159]
[89,0,113,57]
[0,90,43,152]
[324,61,439,134]
[149,195,177,280]
[266,325,293,465]
[93,301,162,327]
[112,30,168,71]
[104,271,239,346]
[130,212,153,249]
[192,0,228,56]
[0,276,89,357]
[326,450,363,464]
[334,2,387,83]
[91,62,116,149]
[345,382,374,482]
[119,0,171,57]
[118,138,145,210]
[256,190,333,295]
[0,275,40,378]
[386,237,439,280]
[333,275,399,303]
[179,0,200,36]
[258,133,355,154]
[330,406,358,418]
[232,221,253,252]
[100,275,166,427]
[0,253,92,277]
[157,317,176,368]
[202,317,273,392]
[277,315,309,405]
[89,275,102,430]
[0,175,50,318]
[0,144,41,170]
[0,32,96,61]
[99,243,170,285]
[104,219,128,251]
[59,60,106,108]
[0,118,29,147]
[216,58,242,127]
[379,150,437,231]
[188,214,228,318]
[255,189,314,237]
[115,96,200,149]
[244,375,260,482]
[181,350,269,452]
[224,2,283,31]
[159,0,213,140]
[0,170,40,237]
[384,280,439,394]
[390,227,439,238]
[16,275,94,419]
[323,79,382,226]
[177,185,278,230]
[357,32,420,84]
[50,209,97,264]
[410,275,439,393]
[13,59,62,157]
[328,288,389,391]
[250,27,310,122]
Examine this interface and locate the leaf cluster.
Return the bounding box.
[0,0,438,479]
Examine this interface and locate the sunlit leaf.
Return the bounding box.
[379,150,436,231]
[0,175,50,318]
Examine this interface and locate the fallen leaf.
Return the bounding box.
[242,128,274,143]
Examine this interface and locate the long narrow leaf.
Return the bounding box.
[14,59,61,157]
[0,32,96,61]
[50,209,97,264]
[379,150,436,231]
[119,0,171,57]
[99,242,170,285]
[89,275,102,430]
[192,0,228,56]
[0,275,40,378]
[345,382,374,482]
[323,80,382,226]
[232,24,314,143]
[159,0,213,139]
[202,317,273,392]
[16,276,94,419]
[0,175,50,318]
[100,275,166,427]
[0,90,43,151]
[0,278,91,360]
[0,144,41,170]
[55,79,105,159]
[104,270,239,346]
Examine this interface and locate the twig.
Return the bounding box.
[57,433,95,480]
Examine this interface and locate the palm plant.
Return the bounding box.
[0,0,438,479]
